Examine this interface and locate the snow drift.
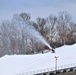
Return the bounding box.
[0,44,76,75]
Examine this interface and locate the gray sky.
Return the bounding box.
[0,0,76,22]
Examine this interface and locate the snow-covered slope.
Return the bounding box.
[0,44,76,75]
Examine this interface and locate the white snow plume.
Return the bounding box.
[12,14,52,49]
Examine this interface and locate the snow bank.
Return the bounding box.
[0,44,76,75]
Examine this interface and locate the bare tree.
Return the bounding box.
[36,17,46,36]
[19,12,31,21]
[46,15,57,42]
[57,11,72,44]
[68,22,76,43]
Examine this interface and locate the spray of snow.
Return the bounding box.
[12,14,52,49]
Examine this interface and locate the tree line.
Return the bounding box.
[0,11,76,57]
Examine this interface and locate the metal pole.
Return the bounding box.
[55,57,57,71]
[55,56,59,72]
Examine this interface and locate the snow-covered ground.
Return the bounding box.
[0,44,76,75]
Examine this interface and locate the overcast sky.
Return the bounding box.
[0,0,76,22]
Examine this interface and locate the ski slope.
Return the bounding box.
[0,44,76,75]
